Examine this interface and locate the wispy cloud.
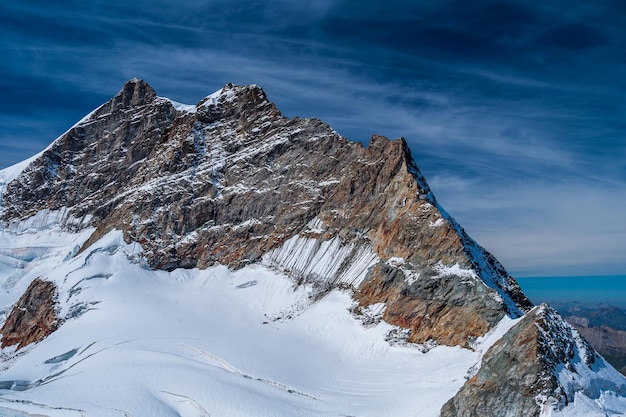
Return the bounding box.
[431,178,626,277]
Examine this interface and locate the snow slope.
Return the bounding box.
[0,213,507,417]
[2,219,621,417]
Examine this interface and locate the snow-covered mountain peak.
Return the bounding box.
[198,82,264,105]
[0,79,624,416]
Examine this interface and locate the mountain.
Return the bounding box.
[555,302,626,332]
[571,323,626,376]
[0,79,624,416]
[554,302,626,376]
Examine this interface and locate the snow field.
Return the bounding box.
[0,228,480,417]
[262,234,379,288]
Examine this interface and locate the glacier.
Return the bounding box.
[0,171,623,417]
[0,221,483,416]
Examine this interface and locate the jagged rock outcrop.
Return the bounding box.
[0,279,59,350]
[440,304,607,417]
[554,304,626,375]
[354,262,505,346]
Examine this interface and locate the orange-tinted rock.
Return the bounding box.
[0,279,59,350]
[354,262,503,347]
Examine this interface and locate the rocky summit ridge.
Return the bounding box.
[1,79,625,416]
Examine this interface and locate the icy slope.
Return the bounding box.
[0,226,496,417]
[1,223,622,417]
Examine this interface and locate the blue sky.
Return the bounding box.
[1,0,625,277]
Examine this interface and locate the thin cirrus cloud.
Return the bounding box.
[454,183,626,277]
[0,0,625,277]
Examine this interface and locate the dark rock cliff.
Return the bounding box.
[0,279,59,350]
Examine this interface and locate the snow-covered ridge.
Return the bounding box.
[200,85,233,106]
[532,304,626,416]
[162,97,197,113]
[160,85,236,113]
[408,176,529,317]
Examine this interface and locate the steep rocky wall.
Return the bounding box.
[0,279,59,350]
[440,305,599,417]
[0,80,470,273]
[354,262,504,347]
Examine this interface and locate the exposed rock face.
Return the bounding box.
[441,305,601,417]
[354,262,504,346]
[3,81,463,272]
[0,279,59,350]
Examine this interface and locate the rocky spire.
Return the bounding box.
[107,78,157,111]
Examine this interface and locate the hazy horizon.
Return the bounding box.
[517,274,626,308]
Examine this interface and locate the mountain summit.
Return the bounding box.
[0,79,624,416]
